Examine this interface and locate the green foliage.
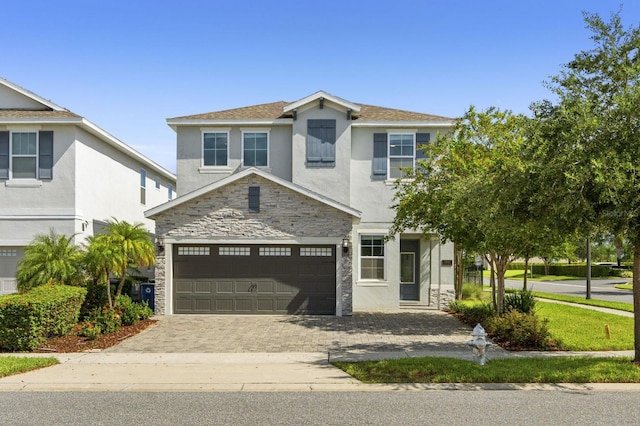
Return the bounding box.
[79,322,102,340]
[530,264,612,278]
[0,285,86,351]
[80,280,112,320]
[448,301,495,325]
[87,308,122,334]
[504,290,536,314]
[486,311,556,350]
[114,295,153,326]
[16,230,85,292]
[461,282,485,300]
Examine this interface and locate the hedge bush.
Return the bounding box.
[0,284,86,351]
[114,295,153,326]
[507,263,614,277]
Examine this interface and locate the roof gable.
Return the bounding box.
[146,167,361,219]
[0,77,67,111]
[283,90,361,115]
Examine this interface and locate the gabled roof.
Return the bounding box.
[146,167,362,219]
[0,78,176,183]
[283,90,361,115]
[167,91,455,127]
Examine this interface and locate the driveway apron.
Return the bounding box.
[105,309,476,356]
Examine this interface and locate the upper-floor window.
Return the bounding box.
[155,176,161,189]
[0,130,53,180]
[307,119,336,167]
[242,131,268,167]
[168,184,173,200]
[372,132,430,180]
[140,169,146,205]
[203,132,228,167]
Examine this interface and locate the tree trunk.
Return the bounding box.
[116,274,126,298]
[495,256,508,314]
[104,269,113,310]
[454,245,464,300]
[523,256,529,291]
[634,243,640,362]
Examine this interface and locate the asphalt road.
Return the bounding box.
[505,278,633,304]
[1,391,639,425]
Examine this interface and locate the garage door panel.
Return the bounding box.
[173,245,335,314]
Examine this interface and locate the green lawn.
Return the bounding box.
[532,291,633,312]
[333,356,640,384]
[615,283,633,290]
[536,301,634,351]
[0,356,58,378]
[484,269,619,282]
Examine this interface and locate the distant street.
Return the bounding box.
[505,278,633,304]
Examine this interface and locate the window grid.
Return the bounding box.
[219,247,251,256]
[259,247,291,256]
[11,132,37,179]
[203,132,228,166]
[300,247,332,257]
[140,169,146,205]
[360,235,385,280]
[388,134,415,179]
[0,249,17,257]
[243,132,268,167]
[178,246,210,256]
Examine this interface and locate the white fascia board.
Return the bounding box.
[146,167,362,219]
[0,78,67,111]
[283,91,361,114]
[163,237,342,245]
[0,117,84,125]
[352,121,455,128]
[166,119,293,131]
[79,118,176,183]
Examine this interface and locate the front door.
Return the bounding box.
[400,240,419,301]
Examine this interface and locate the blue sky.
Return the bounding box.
[2,1,638,173]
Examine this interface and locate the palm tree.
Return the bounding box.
[84,233,122,309]
[16,230,84,292]
[103,219,155,298]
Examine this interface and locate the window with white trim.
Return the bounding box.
[360,235,385,280]
[178,246,210,256]
[259,247,291,256]
[11,132,37,179]
[203,132,229,166]
[243,131,268,167]
[219,247,251,256]
[388,134,415,179]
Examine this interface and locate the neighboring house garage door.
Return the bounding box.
[172,245,336,314]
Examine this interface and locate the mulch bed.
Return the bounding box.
[34,319,157,353]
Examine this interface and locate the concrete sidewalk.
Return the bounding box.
[0,350,637,392]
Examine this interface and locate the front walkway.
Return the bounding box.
[105,309,480,356]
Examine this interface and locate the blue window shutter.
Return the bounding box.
[38,131,54,179]
[0,131,8,179]
[307,119,336,166]
[416,133,430,160]
[373,133,387,178]
[248,186,260,212]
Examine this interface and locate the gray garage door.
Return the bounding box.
[172,245,336,314]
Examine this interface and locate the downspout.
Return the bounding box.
[437,241,442,310]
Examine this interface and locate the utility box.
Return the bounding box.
[140,283,155,312]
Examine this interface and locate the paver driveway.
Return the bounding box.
[106,309,476,354]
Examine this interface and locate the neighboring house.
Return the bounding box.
[146,91,455,315]
[0,78,176,294]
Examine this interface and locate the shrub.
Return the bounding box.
[0,284,86,351]
[504,290,536,314]
[79,322,102,340]
[486,310,556,350]
[80,280,110,320]
[88,308,122,334]
[461,282,485,300]
[448,301,495,326]
[114,295,153,326]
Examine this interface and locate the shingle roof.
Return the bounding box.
[169,100,454,122]
[0,109,81,119]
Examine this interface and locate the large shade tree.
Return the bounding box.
[529,10,640,360]
[390,107,545,313]
[16,230,84,292]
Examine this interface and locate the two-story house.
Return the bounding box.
[0,78,176,294]
[146,91,455,315]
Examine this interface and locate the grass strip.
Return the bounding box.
[532,291,634,312]
[333,356,640,384]
[0,356,59,378]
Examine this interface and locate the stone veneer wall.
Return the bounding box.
[152,174,355,315]
[429,288,456,310]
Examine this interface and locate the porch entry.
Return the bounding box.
[400,239,420,301]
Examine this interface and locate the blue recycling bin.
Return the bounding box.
[140,283,155,312]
